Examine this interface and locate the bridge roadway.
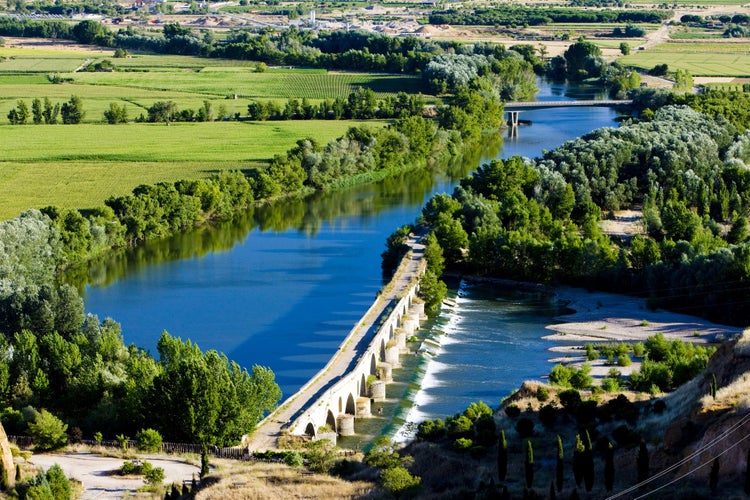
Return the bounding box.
[244,230,426,450]
[504,99,633,111]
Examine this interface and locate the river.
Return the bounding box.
[80,81,621,420]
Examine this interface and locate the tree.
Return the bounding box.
[31,98,43,124]
[497,429,507,481]
[72,20,106,44]
[28,410,68,451]
[45,464,71,500]
[583,430,594,492]
[7,100,29,124]
[103,103,128,124]
[42,98,59,124]
[60,96,84,124]
[673,69,694,94]
[525,440,534,488]
[709,457,719,494]
[620,42,630,56]
[604,441,614,492]
[556,435,564,492]
[147,101,177,123]
[573,434,585,487]
[637,440,649,483]
[563,39,602,80]
[135,428,162,452]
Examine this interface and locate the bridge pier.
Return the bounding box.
[507,110,519,128]
[370,380,387,400]
[337,415,355,436]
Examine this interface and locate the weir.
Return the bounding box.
[245,232,427,449]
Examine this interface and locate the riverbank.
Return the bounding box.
[544,287,743,378]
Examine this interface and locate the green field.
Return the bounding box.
[619,42,750,76]
[0,47,431,123]
[0,119,385,220]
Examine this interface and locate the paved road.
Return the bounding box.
[245,231,426,450]
[30,452,199,499]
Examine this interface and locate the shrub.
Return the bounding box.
[539,404,558,428]
[283,451,303,467]
[549,364,574,387]
[416,418,446,441]
[474,414,497,447]
[536,386,550,402]
[632,342,645,357]
[380,466,421,497]
[515,417,535,438]
[652,399,666,415]
[504,404,521,418]
[558,389,582,412]
[119,461,136,475]
[145,466,164,485]
[135,428,162,453]
[570,364,593,389]
[463,401,493,420]
[617,354,632,367]
[446,415,473,439]
[453,437,473,451]
[45,464,71,500]
[28,410,68,451]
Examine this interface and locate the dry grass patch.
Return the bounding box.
[195,460,376,499]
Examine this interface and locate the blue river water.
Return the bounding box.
[82,81,620,412]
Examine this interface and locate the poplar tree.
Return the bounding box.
[637,440,649,483]
[573,434,585,487]
[604,441,614,492]
[497,429,508,482]
[525,440,534,489]
[583,430,594,492]
[556,435,564,492]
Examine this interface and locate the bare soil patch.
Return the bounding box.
[3,37,109,53]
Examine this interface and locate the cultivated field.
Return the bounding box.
[0,119,385,220]
[0,46,430,123]
[619,42,750,76]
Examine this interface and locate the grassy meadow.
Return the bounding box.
[0,46,428,219]
[0,119,387,220]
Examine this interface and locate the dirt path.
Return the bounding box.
[244,231,425,451]
[29,452,199,499]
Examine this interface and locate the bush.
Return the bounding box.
[558,389,582,412]
[119,461,136,475]
[504,404,521,418]
[28,410,68,451]
[536,386,550,402]
[652,399,666,415]
[380,466,421,497]
[416,418,446,441]
[453,437,473,451]
[145,466,164,485]
[539,404,558,428]
[515,417,535,438]
[283,451,304,467]
[617,354,632,367]
[446,415,473,439]
[45,464,71,500]
[135,428,162,453]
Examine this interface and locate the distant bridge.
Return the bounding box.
[505,99,633,131]
[504,99,633,112]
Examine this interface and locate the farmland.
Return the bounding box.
[0,46,430,123]
[0,119,387,220]
[619,43,750,76]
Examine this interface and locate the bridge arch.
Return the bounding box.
[326,409,337,431]
[305,422,316,438]
[345,393,356,415]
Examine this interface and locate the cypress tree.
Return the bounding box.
[15,464,20,482]
[525,440,534,489]
[745,448,750,495]
[637,440,649,483]
[604,441,615,492]
[550,480,556,500]
[556,435,564,492]
[583,430,594,492]
[709,457,719,494]
[200,445,210,478]
[497,429,508,482]
[573,434,585,487]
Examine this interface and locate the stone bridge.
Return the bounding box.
[286,281,425,441]
[245,232,427,449]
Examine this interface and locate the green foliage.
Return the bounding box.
[28,410,68,451]
[135,428,163,453]
[525,440,534,489]
[416,418,446,441]
[380,466,421,497]
[115,434,129,452]
[103,103,128,124]
[453,437,473,451]
[463,401,493,420]
[145,466,165,485]
[418,270,447,314]
[497,429,507,482]
[304,439,336,473]
[60,96,84,124]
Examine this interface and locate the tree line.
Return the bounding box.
[428,6,671,27]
